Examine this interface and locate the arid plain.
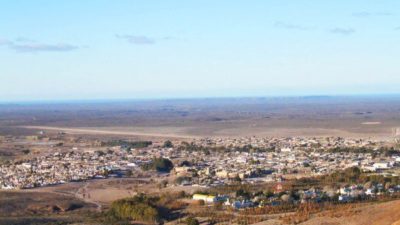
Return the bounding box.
[1,96,400,139]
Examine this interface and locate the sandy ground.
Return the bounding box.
[23,177,204,209]
[20,125,397,139]
[302,200,400,225]
[28,178,151,203]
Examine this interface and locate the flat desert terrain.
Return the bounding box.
[1,96,399,139]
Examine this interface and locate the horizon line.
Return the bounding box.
[1,93,400,105]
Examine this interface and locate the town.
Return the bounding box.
[2,134,400,208]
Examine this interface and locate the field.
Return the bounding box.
[1,96,400,139]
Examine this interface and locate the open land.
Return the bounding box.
[1,96,400,224]
[1,96,400,138]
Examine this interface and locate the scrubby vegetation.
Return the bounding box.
[101,192,187,224]
[323,167,400,185]
[290,167,400,190]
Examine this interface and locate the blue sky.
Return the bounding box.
[1,0,399,102]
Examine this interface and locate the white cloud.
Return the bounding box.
[274,21,312,31]
[330,28,355,35]
[0,37,79,52]
[10,43,79,52]
[116,35,156,45]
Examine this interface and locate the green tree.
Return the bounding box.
[141,157,174,172]
[22,149,30,154]
[163,140,174,148]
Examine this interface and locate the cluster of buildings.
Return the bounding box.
[1,135,400,190]
[172,137,400,187]
[193,136,387,151]
[0,146,167,189]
